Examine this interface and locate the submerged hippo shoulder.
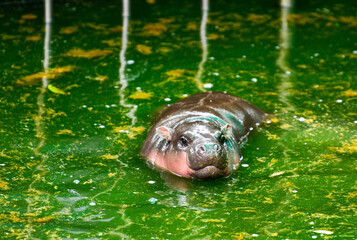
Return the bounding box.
[141,91,266,179]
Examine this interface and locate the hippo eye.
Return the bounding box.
[218,133,225,144]
[179,136,189,147]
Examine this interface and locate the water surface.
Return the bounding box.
[0,0,356,239]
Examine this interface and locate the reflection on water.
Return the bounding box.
[277,0,294,113]
[25,1,52,238]
[195,0,209,92]
[118,0,138,126]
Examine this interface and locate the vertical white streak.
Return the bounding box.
[281,0,293,8]
[45,0,52,23]
[42,0,51,88]
[277,0,295,112]
[195,0,209,92]
[25,1,52,239]
[119,0,137,126]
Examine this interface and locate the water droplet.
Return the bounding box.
[298,117,306,122]
[203,83,213,89]
[148,180,156,184]
[336,99,342,103]
[148,197,158,204]
[127,60,135,65]
[251,78,258,82]
[89,202,96,206]
[164,98,171,102]
[73,179,80,184]
[241,164,249,167]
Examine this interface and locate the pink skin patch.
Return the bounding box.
[146,148,241,178]
[147,149,193,178]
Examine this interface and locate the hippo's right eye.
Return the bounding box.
[179,136,189,148]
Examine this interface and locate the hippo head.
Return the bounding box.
[153,120,240,179]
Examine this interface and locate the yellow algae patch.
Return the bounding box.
[269,171,285,177]
[102,39,121,47]
[17,66,74,85]
[166,69,186,78]
[100,154,119,160]
[347,192,357,199]
[21,14,37,20]
[129,90,152,100]
[83,179,93,184]
[330,139,357,154]
[60,26,78,34]
[0,180,10,190]
[8,212,22,223]
[159,18,174,24]
[143,23,167,36]
[35,216,55,223]
[109,26,123,33]
[113,126,146,139]
[2,34,21,40]
[65,49,113,58]
[343,89,357,97]
[201,219,225,223]
[263,197,273,204]
[158,47,172,54]
[186,22,198,31]
[50,65,74,74]
[208,34,221,40]
[26,35,41,41]
[108,172,117,177]
[46,108,67,118]
[136,44,152,55]
[57,129,75,136]
[48,84,68,95]
[93,75,108,82]
[234,233,244,240]
[266,133,280,140]
[82,23,108,30]
[247,14,271,24]
[280,123,292,129]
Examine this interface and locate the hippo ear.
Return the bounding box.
[156,126,173,141]
[222,123,233,139]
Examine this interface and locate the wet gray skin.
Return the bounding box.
[141,91,266,179]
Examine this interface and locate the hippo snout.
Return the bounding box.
[196,143,221,156]
[188,142,228,177]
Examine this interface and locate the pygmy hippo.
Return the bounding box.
[141,91,266,179]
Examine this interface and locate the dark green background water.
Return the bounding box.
[0,0,356,239]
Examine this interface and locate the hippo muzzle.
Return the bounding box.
[188,141,229,179]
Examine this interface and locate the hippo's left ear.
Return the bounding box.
[222,123,233,139]
[156,126,173,141]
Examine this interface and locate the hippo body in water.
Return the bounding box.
[141,91,266,179]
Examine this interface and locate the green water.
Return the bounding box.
[0,0,356,239]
